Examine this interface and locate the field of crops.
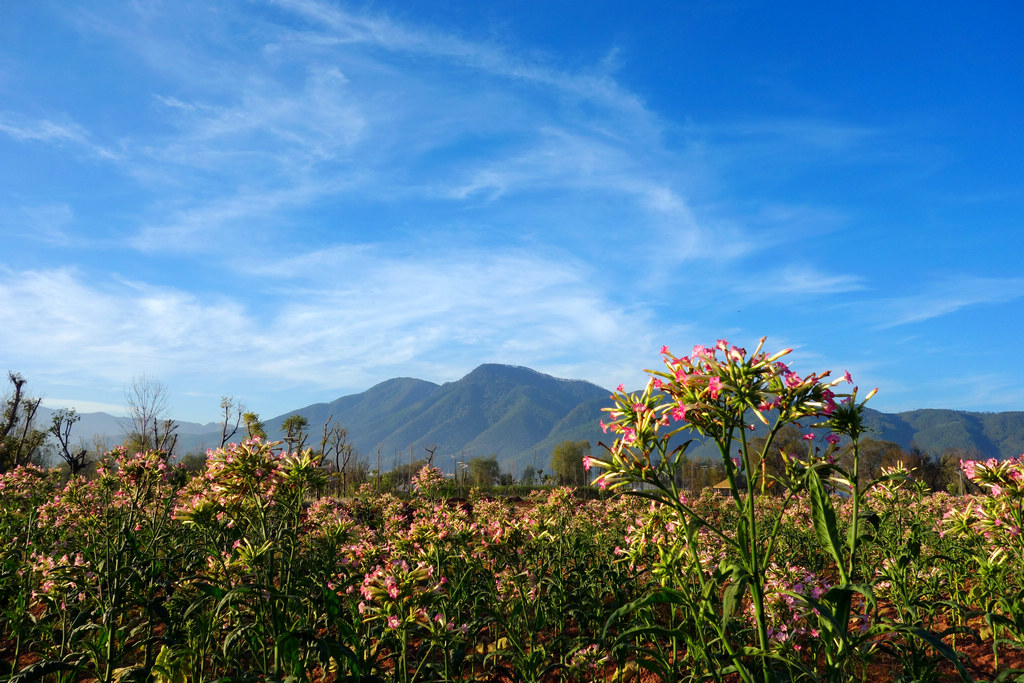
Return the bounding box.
[0,440,1022,682]
[3,341,1023,682]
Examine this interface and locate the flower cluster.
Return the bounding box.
[590,338,856,490]
[411,464,447,498]
[757,562,830,649]
[943,455,1024,564]
[358,559,449,631]
[174,439,324,528]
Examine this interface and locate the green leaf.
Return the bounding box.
[890,624,975,683]
[722,568,749,626]
[808,468,848,584]
[223,622,255,660]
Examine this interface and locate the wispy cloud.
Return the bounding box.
[60,1,701,263]
[870,275,1024,329]
[0,114,121,160]
[2,203,76,246]
[736,266,864,298]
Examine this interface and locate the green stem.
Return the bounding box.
[846,437,861,582]
[737,428,771,683]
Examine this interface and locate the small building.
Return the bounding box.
[710,476,746,495]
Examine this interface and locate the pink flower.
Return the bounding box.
[672,405,687,421]
[387,615,400,629]
[843,370,853,384]
[616,384,625,393]
[960,459,976,479]
[802,433,814,441]
[708,376,722,399]
[825,433,840,445]
[716,339,729,351]
[582,455,592,472]
[660,345,671,355]
[598,477,608,490]
[652,378,663,389]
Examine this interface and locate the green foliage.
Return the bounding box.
[468,454,501,488]
[550,439,589,486]
[178,450,208,474]
[241,411,267,440]
[280,414,310,452]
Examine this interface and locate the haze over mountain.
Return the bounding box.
[40,365,1024,476]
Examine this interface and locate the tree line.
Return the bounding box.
[0,372,988,496]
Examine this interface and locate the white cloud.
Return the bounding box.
[0,114,121,160]
[40,398,128,416]
[737,266,864,297]
[0,251,656,401]
[871,275,1024,329]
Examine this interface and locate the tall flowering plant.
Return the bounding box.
[173,438,328,679]
[944,455,1024,665]
[588,338,934,681]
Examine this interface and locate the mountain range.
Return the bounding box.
[39,364,1024,476]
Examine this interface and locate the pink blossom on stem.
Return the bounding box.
[961,459,977,479]
[708,376,722,399]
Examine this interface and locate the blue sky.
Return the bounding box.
[1,1,1022,424]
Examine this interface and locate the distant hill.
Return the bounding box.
[40,365,1024,476]
[862,408,1024,461]
[263,364,610,474]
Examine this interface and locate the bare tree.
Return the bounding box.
[123,374,177,454]
[0,372,48,472]
[320,415,358,494]
[219,396,244,448]
[49,408,89,476]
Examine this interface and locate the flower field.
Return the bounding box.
[2,340,1024,682]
